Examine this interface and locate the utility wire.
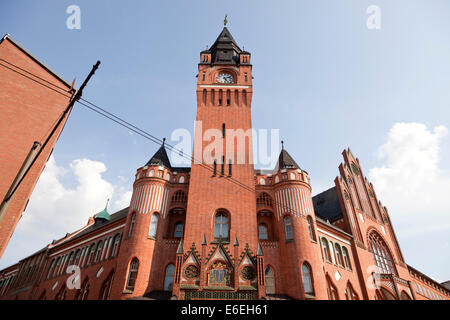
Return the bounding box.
[0,59,303,217]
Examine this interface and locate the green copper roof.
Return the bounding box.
[95,200,111,221]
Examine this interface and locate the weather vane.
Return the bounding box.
[224,14,228,26]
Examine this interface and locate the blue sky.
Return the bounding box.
[1,1,449,283]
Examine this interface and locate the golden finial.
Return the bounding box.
[224,14,228,26]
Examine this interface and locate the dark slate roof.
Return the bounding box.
[209,27,242,65]
[173,167,191,173]
[312,187,343,223]
[277,148,301,170]
[145,144,172,168]
[54,207,129,247]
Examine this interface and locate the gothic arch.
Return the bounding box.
[400,290,412,300]
[366,228,397,275]
[264,265,276,295]
[326,274,339,300]
[378,287,397,300]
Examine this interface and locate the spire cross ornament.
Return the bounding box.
[224,14,228,26]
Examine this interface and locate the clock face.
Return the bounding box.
[216,73,233,84]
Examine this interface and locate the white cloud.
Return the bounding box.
[368,122,450,236]
[0,156,131,268]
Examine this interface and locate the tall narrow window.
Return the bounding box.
[111,234,121,257]
[213,160,217,175]
[47,259,55,279]
[163,264,175,291]
[214,211,229,240]
[149,213,158,238]
[99,272,114,300]
[94,241,103,263]
[327,276,339,300]
[321,238,331,262]
[202,72,205,81]
[284,216,293,241]
[226,90,230,106]
[128,214,136,238]
[342,247,351,270]
[174,222,184,238]
[202,89,207,105]
[244,72,248,81]
[302,263,314,296]
[258,224,268,240]
[228,160,232,176]
[222,123,225,138]
[218,89,222,106]
[221,156,225,175]
[307,216,315,241]
[126,258,139,291]
[335,244,344,267]
[265,267,275,295]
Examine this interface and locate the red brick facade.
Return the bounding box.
[0,29,449,301]
[0,35,74,260]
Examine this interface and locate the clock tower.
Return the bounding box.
[173,26,260,299]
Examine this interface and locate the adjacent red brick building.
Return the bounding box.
[0,34,74,260]
[0,28,448,300]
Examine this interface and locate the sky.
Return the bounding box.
[0,0,449,283]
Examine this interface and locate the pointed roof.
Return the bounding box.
[176,239,184,254]
[208,27,243,65]
[257,243,264,256]
[145,140,172,168]
[94,200,111,222]
[277,142,301,170]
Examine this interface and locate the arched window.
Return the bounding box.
[342,247,351,270]
[77,279,90,300]
[163,264,175,291]
[335,243,344,267]
[284,216,293,241]
[289,172,296,180]
[87,243,96,266]
[307,216,316,241]
[165,173,171,181]
[274,176,279,184]
[111,233,122,257]
[321,238,332,262]
[99,271,114,300]
[259,178,265,185]
[53,257,61,278]
[126,258,139,291]
[178,176,185,183]
[94,241,103,263]
[302,263,314,296]
[47,259,55,279]
[265,266,275,295]
[55,284,67,300]
[326,275,339,300]
[214,211,229,240]
[149,213,159,238]
[174,222,184,238]
[258,224,268,240]
[149,169,155,177]
[345,282,359,300]
[368,231,396,275]
[72,249,80,266]
[128,213,136,238]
